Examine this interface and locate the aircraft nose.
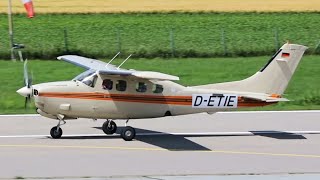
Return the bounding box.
[17,86,32,97]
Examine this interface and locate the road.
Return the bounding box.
[0,111,319,179]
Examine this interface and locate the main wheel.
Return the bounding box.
[102,120,117,135]
[121,126,136,141]
[50,126,63,139]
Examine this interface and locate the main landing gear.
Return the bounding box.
[102,119,136,141]
[102,119,117,135]
[50,116,66,139]
[49,117,136,141]
[121,119,136,141]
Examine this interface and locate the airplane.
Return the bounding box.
[17,43,307,141]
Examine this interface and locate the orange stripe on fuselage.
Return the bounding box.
[39,92,276,107]
[39,92,192,105]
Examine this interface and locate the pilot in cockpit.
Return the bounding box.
[102,79,113,90]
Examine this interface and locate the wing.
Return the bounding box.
[58,55,179,81]
[57,55,117,70]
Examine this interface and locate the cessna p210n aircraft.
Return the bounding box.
[17,43,307,141]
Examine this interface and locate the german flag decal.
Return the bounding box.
[281,52,290,58]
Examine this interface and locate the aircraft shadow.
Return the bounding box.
[58,127,309,151]
[249,130,307,139]
[97,127,211,151]
[51,127,212,151]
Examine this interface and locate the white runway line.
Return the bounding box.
[0,110,319,117]
[0,131,319,138]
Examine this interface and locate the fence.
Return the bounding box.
[1,25,320,59]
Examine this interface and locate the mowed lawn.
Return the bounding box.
[5,0,320,13]
[1,55,319,114]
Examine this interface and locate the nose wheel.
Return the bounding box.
[102,120,117,135]
[50,126,63,139]
[50,115,66,139]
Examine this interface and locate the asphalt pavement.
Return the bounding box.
[0,111,319,179]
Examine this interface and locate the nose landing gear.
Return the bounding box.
[50,115,66,139]
[50,126,63,139]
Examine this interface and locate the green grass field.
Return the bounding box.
[1,55,319,114]
[1,12,320,59]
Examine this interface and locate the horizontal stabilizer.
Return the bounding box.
[242,94,290,102]
[266,98,290,102]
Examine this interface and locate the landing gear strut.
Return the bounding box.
[50,116,66,139]
[121,119,136,141]
[102,119,117,135]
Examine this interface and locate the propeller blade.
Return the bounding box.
[30,71,33,87]
[21,59,33,109]
[23,59,29,88]
[24,94,32,109]
[23,59,33,89]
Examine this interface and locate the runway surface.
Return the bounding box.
[0,111,319,179]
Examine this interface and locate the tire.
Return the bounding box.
[50,126,63,139]
[121,126,136,141]
[102,120,117,135]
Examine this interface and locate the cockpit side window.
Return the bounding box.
[73,69,95,82]
[102,79,113,90]
[73,70,97,87]
[136,82,147,93]
[82,75,97,88]
[116,80,127,91]
[152,84,163,93]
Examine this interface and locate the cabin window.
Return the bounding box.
[152,84,163,93]
[102,79,113,90]
[136,82,147,93]
[116,80,127,91]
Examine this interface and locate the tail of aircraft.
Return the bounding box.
[194,43,308,95]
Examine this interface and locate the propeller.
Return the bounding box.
[17,59,33,109]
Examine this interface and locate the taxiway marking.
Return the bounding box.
[0,144,319,159]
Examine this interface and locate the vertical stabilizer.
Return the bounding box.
[194,43,308,95]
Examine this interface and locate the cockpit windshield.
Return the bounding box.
[73,69,97,87]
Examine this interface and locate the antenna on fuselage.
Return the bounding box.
[106,52,120,68]
[117,54,132,69]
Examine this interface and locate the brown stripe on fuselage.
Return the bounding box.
[39,92,276,107]
[39,92,192,105]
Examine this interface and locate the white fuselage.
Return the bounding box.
[32,74,273,120]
